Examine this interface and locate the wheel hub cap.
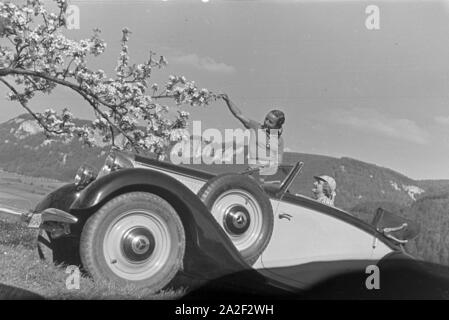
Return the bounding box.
[223,205,251,235]
[121,227,155,263]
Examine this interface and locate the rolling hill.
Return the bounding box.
[0,114,109,181]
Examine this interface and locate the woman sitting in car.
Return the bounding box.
[312,175,336,206]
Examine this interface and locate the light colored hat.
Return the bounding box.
[314,175,336,192]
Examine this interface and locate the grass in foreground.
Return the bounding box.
[0,219,185,299]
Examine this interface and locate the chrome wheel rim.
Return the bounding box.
[211,189,262,252]
[103,210,176,281]
[223,205,251,235]
[121,227,155,263]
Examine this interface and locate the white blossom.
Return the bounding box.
[0,0,216,157]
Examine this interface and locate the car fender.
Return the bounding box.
[70,168,198,210]
[66,168,254,280]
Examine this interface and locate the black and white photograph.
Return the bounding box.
[1,0,449,306]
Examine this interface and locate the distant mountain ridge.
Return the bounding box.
[181,147,430,210]
[0,114,109,181]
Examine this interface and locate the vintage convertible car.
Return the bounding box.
[13,149,448,298]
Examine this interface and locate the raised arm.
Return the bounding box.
[220,94,257,129]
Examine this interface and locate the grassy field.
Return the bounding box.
[0,170,184,299]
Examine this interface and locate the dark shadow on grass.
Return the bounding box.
[0,283,44,300]
[182,258,449,300]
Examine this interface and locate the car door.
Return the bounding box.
[259,194,393,288]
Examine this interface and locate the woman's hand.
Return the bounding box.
[217,93,229,101]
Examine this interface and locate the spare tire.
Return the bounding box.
[197,173,274,265]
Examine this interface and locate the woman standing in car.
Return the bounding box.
[219,93,285,175]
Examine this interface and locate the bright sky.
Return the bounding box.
[2,0,449,180]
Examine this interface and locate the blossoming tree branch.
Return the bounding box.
[0,0,217,158]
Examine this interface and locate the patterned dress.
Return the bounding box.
[316,195,335,207]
